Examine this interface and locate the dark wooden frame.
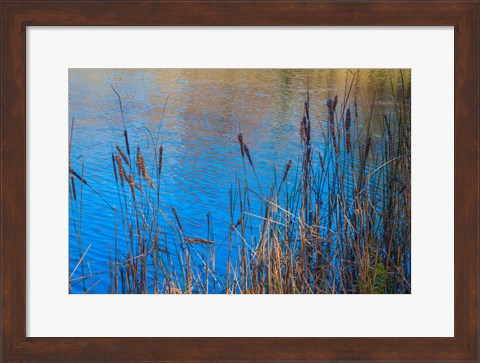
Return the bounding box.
[1,1,478,361]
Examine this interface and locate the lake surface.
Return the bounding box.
[69,69,409,293]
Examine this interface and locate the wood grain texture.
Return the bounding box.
[1,1,478,361]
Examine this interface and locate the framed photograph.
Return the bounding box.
[1,1,478,361]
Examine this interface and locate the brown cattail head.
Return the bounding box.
[143,160,154,188]
[136,146,142,172]
[243,144,254,169]
[326,99,338,153]
[69,167,88,185]
[304,95,310,121]
[237,132,244,158]
[116,145,130,167]
[300,117,307,144]
[115,154,126,187]
[333,95,338,111]
[233,217,244,230]
[346,108,351,131]
[318,151,325,171]
[365,136,372,159]
[70,176,77,200]
[171,207,184,233]
[123,130,131,155]
[127,174,136,197]
[136,146,154,189]
[158,145,163,175]
[327,98,333,115]
[185,237,215,245]
[112,153,118,183]
[282,159,292,183]
[346,108,351,153]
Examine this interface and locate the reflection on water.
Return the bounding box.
[69,69,410,293]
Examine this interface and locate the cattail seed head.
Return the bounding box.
[116,145,130,167]
[300,117,307,144]
[346,108,352,153]
[346,108,351,131]
[115,154,126,187]
[365,136,372,159]
[123,130,131,155]
[127,174,136,197]
[112,153,118,183]
[136,146,154,189]
[237,133,244,158]
[243,144,254,168]
[158,145,163,175]
[326,99,338,153]
[70,176,77,200]
[282,159,292,183]
[333,95,338,111]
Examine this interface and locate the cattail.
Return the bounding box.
[318,151,325,171]
[303,94,311,145]
[123,130,130,156]
[185,237,215,245]
[69,167,87,185]
[300,116,307,144]
[346,108,351,153]
[304,96,310,121]
[116,145,130,167]
[115,154,126,187]
[333,95,338,111]
[237,132,244,158]
[158,145,163,175]
[112,153,118,183]
[136,146,154,189]
[243,144,254,168]
[143,164,154,188]
[171,207,184,233]
[282,159,292,183]
[127,174,136,197]
[327,99,338,153]
[143,161,154,189]
[232,217,243,230]
[136,146,142,172]
[70,176,77,200]
[346,108,351,131]
[365,136,372,159]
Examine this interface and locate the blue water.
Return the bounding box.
[69,69,407,293]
